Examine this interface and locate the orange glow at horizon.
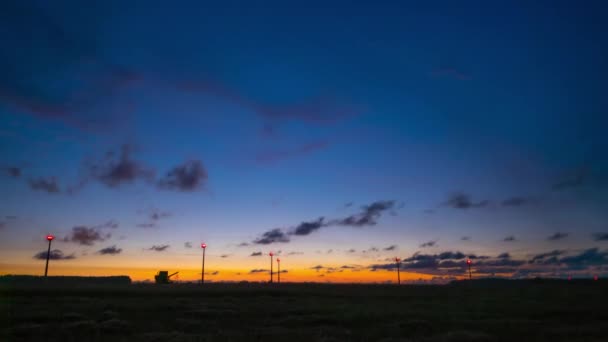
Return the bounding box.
[0,263,444,283]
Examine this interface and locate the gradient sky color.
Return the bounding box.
[1,0,607,282]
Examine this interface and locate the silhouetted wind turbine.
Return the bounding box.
[269,251,274,283]
[395,257,401,285]
[466,259,472,280]
[201,242,207,284]
[44,234,54,277]
[277,257,281,284]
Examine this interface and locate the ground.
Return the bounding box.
[1,280,607,341]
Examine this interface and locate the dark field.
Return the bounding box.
[1,280,607,341]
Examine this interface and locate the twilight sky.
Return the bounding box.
[1,0,607,283]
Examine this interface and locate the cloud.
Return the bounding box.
[503,236,517,242]
[461,236,471,241]
[238,242,250,247]
[220,254,230,258]
[552,169,586,191]
[560,248,608,267]
[28,177,60,193]
[444,192,488,209]
[3,166,21,178]
[253,228,290,244]
[255,141,329,164]
[287,251,303,255]
[0,2,140,132]
[64,226,109,245]
[33,249,75,260]
[88,144,154,188]
[502,196,533,207]
[383,245,397,251]
[249,269,268,274]
[310,265,324,271]
[333,200,395,227]
[184,242,192,248]
[148,208,171,221]
[547,232,569,241]
[136,223,156,229]
[291,217,325,236]
[250,251,263,256]
[157,160,208,192]
[592,233,608,241]
[98,245,122,255]
[251,200,395,245]
[420,240,437,248]
[347,249,356,253]
[211,271,219,275]
[497,253,510,259]
[148,245,170,252]
[438,251,466,260]
[529,250,565,264]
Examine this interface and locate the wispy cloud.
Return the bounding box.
[157,160,208,192]
[33,249,75,260]
[547,232,569,241]
[420,240,437,248]
[503,236,517,242]
[148,245,170,252]
[250,251,263,256]
[98,245,122,255]
[28,177,61,193]
[253,228,290,244]
[592,232,608,241]
[444,192,488,209]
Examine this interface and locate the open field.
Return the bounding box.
[1,279,607,341]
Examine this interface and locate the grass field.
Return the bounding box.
[1,280,607,341]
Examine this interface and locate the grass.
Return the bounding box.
[1,280,607,341]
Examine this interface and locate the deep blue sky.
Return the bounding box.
[1,0,607,281]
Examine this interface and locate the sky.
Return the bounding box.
[1,0,607,283]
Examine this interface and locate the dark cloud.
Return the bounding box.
[88,145,154,188]
[438,251,466,260]
[64,226,109,245]
[238,242,250,247]
[4,166,21,178]
[256,141,330,164]
[310,265,324,271]
[28,177,60,193]
[136,223,156,229]
[98,245,122,255]
[149,208,171,221]
[148,245,170,252]
[253,228,290,244]
[220,254,230,258]
[248,269,268,274]
[552,169,586,191]
[461,236,471,241]
[497,253,510,259]
[291,217,325,236]
[333,200,395,227]
[383,245,397,251]
[211,271,219,275]
[502,196,532,207]
[184,242,192,248]
[560,248,608,267]
[547,232,569,241]
[444,192,488,209]
[347,249,356,253]
[33,249,75,260]
[0,2,139,131]
[592,233,608,241]
[250,251,262,256]
[420,240,437,248]
[503,236,517,242]
[287,251,303,255]
[529,250,565,264]
[158,160,208,192]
